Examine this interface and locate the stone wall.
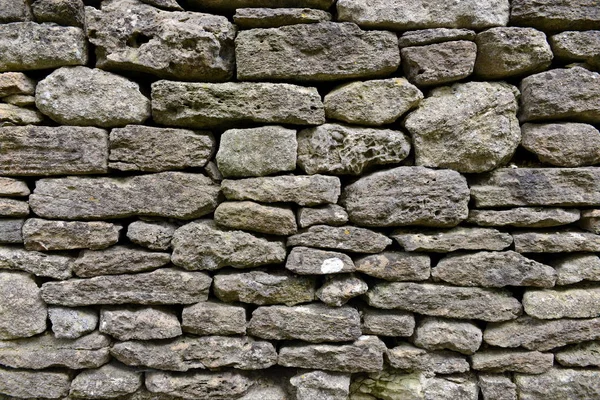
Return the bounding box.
[0,0,600,399]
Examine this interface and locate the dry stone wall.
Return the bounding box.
[0,0,600,399]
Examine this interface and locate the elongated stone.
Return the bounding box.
[523,286,600,319]
[0,271,47,339]
[2,94,35,106]
[146,370,254,400]
[234,8,332,28]
[398,28,476,47]
[514,369,600,400]
[182,301,246,336]
[0,72,35,97]
[126,220,177,251]
[0,0,31,22]
[0,247,73,280]
[32,0,85,27]
[510,0,600,31]
[580,209,600,234]
[30,172,220,220]
[100,306,182,341]
[73,246,171,278]
[42,268,212,306]
[551,30,600,61]
[355,251,430,281]
[22,219,121,251]
[286,246,355,275]
[0,198,28,217]
[215,201,297,236]
[386,344,470,374]
[513,230,600,252]
[467,207,581,228]
[472,350,554,374]
[49,306,98,339]
[287,225,391,253]
[0,368,71,400]
[361,308,415,337]
[392,227,512,252]
[0,177,29,197]
[0,218,23,243]
[70,362,142,398]
[414,317,482,355]
[189,0,334,10]
[317,273,368,306]
[550,254,600,285]
[298,205,348,228]
[555,341,600,367]
[0,103,44,126]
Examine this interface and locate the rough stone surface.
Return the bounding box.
[510,0,600,31]
[286,246,355,275]
[3,94,35,106]
[0,103,44,126]
[361,308,415,337]
[414,317,483,355]
[234,8,332,28]
[73,246,171,278]
[32,0,85,27]
[471,350,554,374]
[291,370,350,400]
[146,370,254,400]
[70,362,143,399]
[467,207,581,228]
[287,225,392,253]
[0,198,28,217]
[478,373,517,400]
[49,306,98,339]
[215,201,297,236]
[0,246,74,280]
[580,209,600,234]
[182,301,246,336]
[190,0,334,10]
[514,368,600,400]
[0,271,47,339]
[513,230,600,252]
[126,220,177,251]
[555,341,600,367]
[550,254,600,285]
[22,219,121,251]
[298,205,348,228]
[551,30,600,61]
[0,72,35,97]
[140,0,183,10]
[392,227,512,252]
[0,218,24,244]
[386,344,471,374]
[0,0,30,22]
[0,368,71,399]
[316,273,369,306]
[398,28,477,47]
[0,177,29,197]
[100,306,182,340]
[523,286,600,319]
[355,251,430,281]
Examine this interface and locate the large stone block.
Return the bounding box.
[510,0,600,31]
[0,0,31,22]
[555,341,600,367]
[523,286,600,319]
[0,368,71,399]
[0,246,74,280]
[287,225,392,253]
[0,271,47,339]
[146,370,254,400]
[182,301,246,336]
[73,246,171,278]
[551,30,600,61]
[23,219,121,251]
[355,252,430,281]
[215,201,297,236]
[392,227,512,252]
[233,8,332,28]
[514,368,600,400]
[99,306,182,341]
[550,254,600,285]
[32,0,85,27]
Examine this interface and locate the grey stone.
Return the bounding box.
[286,246,355,275]
[580,209,600,234]
[298,205,348,228]
[215,201,297,236]
[0,368,70,400]
[49,306,98,339]
[290,370,350,400]
[366,282,522,322]
[0,271,46,339]
[0,198,28,217]
[0,177,29,197]
[0,219,23,244]
[550,253,600,285]
[42,268,212,306]
[32,0,85,27]
[0,22,86,71]
[0,0,30,22]
[222,175,340,206]
[30,172,219,220]
[513,230,600,252]
[23,219,121,251]
[0,103,44,126]
[0,72,35,97]
[523,286,600,319]
[236,22,400,81]
[317,273,368,306]
[405,82,520,173]
[73,246,171,278]
[109,126,214,172]
[475,27,553,79]
[2,94,35,106]
[342,166,470,227]
[0,331,110,369]
[297,123,411,175]
[100,306,182,341]
[324,78,423,126]
[472,350,554,374]
[0,246,74,280]
[519,67,600,123]
[151,81,325,128]
[234,8,331,28]
[146,370,254,400]
[478,374,517,400]
[414,317,482,355]
[127,220,177,251]
[86,0,235,81]
[182,301,246,336]
[347,370,422,400]
[361,309,415,339]
[171,220,286,270]
[433,251,557,288]
[551,30,600,62]
[386,344,470,374]
[288,225,391,253]
[398,28,476,47]
[216,126,297,178]
[140,0,183,10]
[392,227,512,252]
[402,41,477,86]
[237,369,292,400]
[510,0,600,31]
[423,374,479,400]
[36,66,150,127]
[555,341,600,367]
[203,160,223,182]
[188,0,334,10]
[70,362,143,399]
[514,368,600,400]
[467,207,581,228]
[355,251,430,281]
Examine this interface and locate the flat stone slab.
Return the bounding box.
[0,198,28,217]
[0,246,73,280]
[234,8,331,29]
[523,286,600,319]
[551,30,600,61]
[513,230,600,252]
[298,204,348,228]
[514,369,600,400]
[215,201,297,236]
[32,0,86,26]
[0,177,29,196]
[467,207,580,228]
[414,317,482,355]
[471,350,554,374]
[355,251,430,281]
[510,0,600,30]
[73,246,171,278]
[69,362,142,399]
[182,301,246,336]
[286,246,355,275]
[189,0,335,10]
[126,220,177,251]
[287,225,392,253]
[0,367,71,399]
[0,72,35,97]
[0,271,47,339]
[361,308,415,337]
[398,28,476,47]
[146,370,254,400]
[550,254,600,285]
[386,344,470,374]
[0,103,44,126]
[555,341,600,367]
[23,219,121,251]
[392,227,512,252]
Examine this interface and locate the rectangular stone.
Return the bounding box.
[513,231,600,252]
[0,198,28,217]
[0,72,36,97]
[0,218,23,244]
[510,0,600,31]
[0,367,71,400]
[0,177,29,197]
[523,286,600,319]
[515,369,600,399]
[182,301,247,336]
[0,246,74,280]
[187,0,334,10]
[23,219,121,251]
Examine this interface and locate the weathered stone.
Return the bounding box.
[30,172,219,220]
[214,202,297,236]
[112,336,276,371]
[279,335,386,372]
[100,306,182,341]
[0,0,30,22]
[472,350,554,374]
[73,246,171,278]
[361,308,415,337]
[0,331,110,369]
[238,369,292,400]
[36,66,150,127]
[140,0,183,10]
[398,28,476,47]
[86,0,235,81]
[0,22,86,71]
[433,251,556,288]
[298,205,348,228]
[146,370,254,400]
[514,368,600,400]
[478,374,517,400]
[510,0,600,31]
[0,198,28,217]
[0,72,35,97]
[424,374,479,400]
[234,8,331,28]
[127,220,177,251]
[152,81,325,128]
[392,227,512,252]
[317,273,368,306]
[519,67,600,123]
[190,0,334,9]
[386,344,470,374]
[297,123,411,175]
[550,254,600,285]
[513,230,600,252]
[0,247,73,280]
[222,175,340,206]
[291,370,350,400]
[580,209,600,234]
[414,317,482,355]
[555,341,600,367]
[355,251,430,281]
[324,78,422,126]
[286,246,355,275]
[288,225,391,253]
[42,268,212,306]
[2,94,35,106]
[523,286,600,319]
[171,220,286,270]
[70,362,143,399]
[0,271,46,339]
[109,126,214,172]
[0,103,44,126]
[0,177,29,197]
[401,41,477,86]
[366,282,522,322]
[475,27,553,79]
[32,0,85,27]
[0,368,70,400]
[236,22,399,81]
[23,219,121,251]
[468,207,581,228]
[0,218,23,244]
[342,167,470,227]
[49,306,97,339]
[214,270,316,306]
[551,30,600,63]
[182,301,246,336]
[204,161,222,182]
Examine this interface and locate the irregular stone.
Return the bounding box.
[0,72,35,97]
[237,369,293,400]
[222,175,340,206]
[36,66,150,127]
[109,126,214,172]
[152,80,325,128]
[519,67,600,123]
[214,269,316,306]
[0,246,74,280]
[0,0,30,22]
[433,251,556,288]
[423,374,479,400]
[286,246,355,275]
[297,123,411,175]
[514,368,600,399]
[100,306,182,341]
[386,344,470,374]
[355,251,430,281]
[468,207,581,228]
[342,166,470,227]
[414,317,482,355]
[402,41,477,86]
[70,362,143,399]
[472,350,553,374]
[23,219,121,251]
[551,30,600,63]
[392,227,512,252]
[555,341,600,367]
[550,253,600,285]
[236,22,399,81]
[86,0,235,81]
[0,22,86,71]
[204,160,222,182]
[0,218,23,243]
[349,370,439,400]
[146,370,254,400]
[510,0,600,31]
[580,209,600,234]
[523,286,600,319]
[513,230,600,252]
[0,331,110,369]
[32,0,85,27]
[30,172,219,220]
[73,246,171,278]
[2,94,35,106]
[317,273,368,306]
[290,370,350,400]
[49,306,98,339]
[324,78,422,126]
[398,28,476,47]
[366,282,522,322]
[298,205,348,228]
[0,198,28,217]
[140,0,183,10]
[0,271,46,339]
[474,27,553,79]
[42,268,212,306]
[0,177,29,197]
[127,220,177,251]
[0,103,44,126]
[478,374,517,400]
[189,0,334,10]
[234,8,331,28]
[288,225,391,253]
[214,202,296,236]
[182,301,246,336]
[361,308,415,337]
[0,368,71,400]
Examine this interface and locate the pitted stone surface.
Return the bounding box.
[510,0,600,31]
[99,306,182,340]
[0,271,47,339]
[145,370,254,400]
[69,362,143,399]
[73,245,171,277]
[316,273,368,306]
[414,317,483,355]
[392,227,512,252]
[0,247,74,280]
[288,225,391,253]
[23,219,121,251]
[215,201,297,236]
[355,251,430,281]
[182,301,247,336]
[551,30,600,61]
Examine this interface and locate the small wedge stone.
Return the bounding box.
[555,341,600,367]
[0,247,73,280]
[234,8,331,28]
[126,220,177,251]
[0,271,47,339]
[0,177,29,197]
[316,273,368,306]
[298,204,348,228]
[0,198,28,217]
[0,218,23,243]
[550,254,600,285]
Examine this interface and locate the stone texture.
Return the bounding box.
[392,227,512,252]
[523,286,600,319]
[342,166,470,227]
[23,219,121,251]
[70,362,143,399]
[151,81,325,128]
[519,67,600,123]
[513,230,600,252]
[146,370,254,400]
[475,27,553,79]
[140,0,183,10]
[215,201,297,236]
[479,374,517,400]
[355,251,430,281]
[514,368,600,400]
[127,220,177,251]
[414,317,482,355]
[550,254,600,285]
[433,251,557,288]
[236,22,399,81]
[297,123,411,175]
[32,0,85,27]
[49,306,98,339]
[36,66,150,127]
[0,103,44,126]
[0,368,71,399]
[100,306,182,340]
[73,246,171,278]
[510,0,600,31]
[467,207,581,228]
[109,126,214,172]
[298,205,348,228]
[0,198,28,217]
[0,0,30,22]
[291,370,350,400]
[401,41,477,86]
[0,246,74,280]
[361,308,415,337]
[286,246,355,275]
[234,8,331,28]
[386,344,470,374]
[189,0,334,10]
[0,72,35,97]
[580,209,600,234]
[30,172,220,220]
[324,78,422,126]
[42,268,212,306]
[0,271,46,339]
[472,350,554,374]
[182,301,246,336]
[2,94,35,106]
[366,282,522,322]
[287,225,392,253]
[398,28,476,47]
[86,0,235,81]
[317,273,368,306]
[0,177,29,197]
[555,341,600,367]
[551,30,600,61]
[0,218,24,244]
